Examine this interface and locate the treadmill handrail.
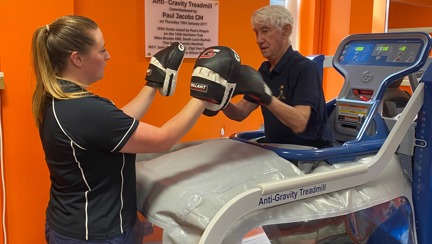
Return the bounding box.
[199,82,424,244]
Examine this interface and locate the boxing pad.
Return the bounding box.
[146,42,185,96]
[203,65,272,117]
[235,65,272,105]
[190,46,241,112]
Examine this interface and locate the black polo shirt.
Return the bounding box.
[40,80,139,240]
[246,46,333,148]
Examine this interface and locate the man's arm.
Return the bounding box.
[223,99,259,121]
[266,98,311,133]
[265,59,320,134]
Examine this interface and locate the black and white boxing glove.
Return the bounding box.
[202,64,272,117]
[235,65,272,105]
[145,42,185,96]
[190,46,241,113]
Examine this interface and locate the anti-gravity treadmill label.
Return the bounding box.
[258,184,327,206]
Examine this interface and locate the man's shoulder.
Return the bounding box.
[288,51,316,68]
[293,55,311,64]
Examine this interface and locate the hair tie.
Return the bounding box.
[45,24,50,35]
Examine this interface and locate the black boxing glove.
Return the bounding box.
[235,65,272,105]
[146,42,185,96]
[203,65,272,117]
[190,46,241,112]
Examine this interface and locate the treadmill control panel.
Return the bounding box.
[332,32,430,139]
[338,39,422,67]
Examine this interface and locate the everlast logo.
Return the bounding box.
[191,82,208,92]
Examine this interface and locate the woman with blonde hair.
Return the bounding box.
[32,15,241,243]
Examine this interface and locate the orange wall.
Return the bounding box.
[388,2,432,29]
[0,0,268,243]
[298,0,324,55]
[0,0,430,243]
[0,1,74,243]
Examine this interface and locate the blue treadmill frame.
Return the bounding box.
[231,32,432,244]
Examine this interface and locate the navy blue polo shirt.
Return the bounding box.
[246,46,333,148]
[40,80,139,240]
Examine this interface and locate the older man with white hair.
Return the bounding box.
[223,5,333,148]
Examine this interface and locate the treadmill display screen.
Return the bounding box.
[338,39,423,66]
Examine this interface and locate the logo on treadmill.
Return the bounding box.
[361,71,375,83]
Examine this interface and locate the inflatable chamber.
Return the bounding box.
[136,139,413,243]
